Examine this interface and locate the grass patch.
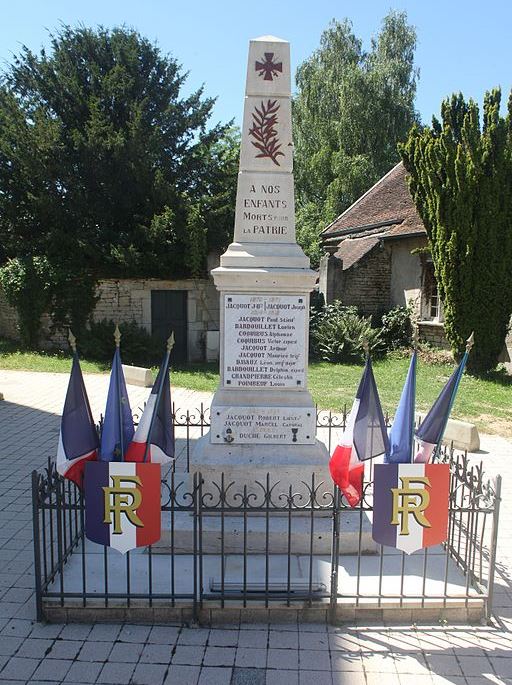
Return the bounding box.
[1,340,510,435]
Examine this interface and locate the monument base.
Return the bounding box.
[190,433,331,501]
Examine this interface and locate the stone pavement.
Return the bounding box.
[0,369,512,685]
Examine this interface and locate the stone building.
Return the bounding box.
[319,161,445,345]
[319,161,511,360]
[0,253,221,363]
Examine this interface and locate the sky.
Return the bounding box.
[1,0,511,128]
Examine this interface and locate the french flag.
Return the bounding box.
[385,351,417,464]
[56,354,99,487]
[415,347,470,463]
[124,354,174,464]
[329,357,389,507]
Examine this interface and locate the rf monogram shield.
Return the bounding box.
[85,462,161,553]
[372,463,450,554]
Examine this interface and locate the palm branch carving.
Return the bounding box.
[248,99,285,166]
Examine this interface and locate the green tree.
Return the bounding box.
[400,89,512,374]
[0,25,237,339]
[293,11,419,265]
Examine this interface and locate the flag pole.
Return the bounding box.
[409,325,419,463]
[143,332,174,463]
[114,324,124,461]
[433,331,474,461]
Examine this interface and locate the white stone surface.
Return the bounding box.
[121,364,154,387]
[223,293,307,389]
[233,172,295,243]
[210,406,316,445]
[240,95,293,173]
[418,413,480,451]
[245,36,290,97]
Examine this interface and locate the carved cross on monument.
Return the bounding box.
[255,52,283,80]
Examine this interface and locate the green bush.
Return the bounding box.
[380,305,413,350]
[78,320,165,367]
[310,301,384,363]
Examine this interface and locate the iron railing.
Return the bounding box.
[32,408,501,623]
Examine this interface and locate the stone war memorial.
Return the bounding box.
[31,36,502,627]
[191,35,329,494]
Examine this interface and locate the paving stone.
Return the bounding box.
[203,646,236,667]
[178,628,210,646]
[118,623,152,643]
[425,653,463,676]
[266,670,299,685]
[172,645,205,665]
[299,671,332,685]
[330,652,364,671]
[47,639,82,659]
[457,655,493,676]
[31,657,73,681]
[267,649,299,670]
[0,619,33,637]
[77,640,113,662]
[163,664,200,685]
[0,636,23,656]
[108,641,142,663]
[130,662,167,685]
[59,624,92,640]
[363,652,398,673]
[87,624,121,642]
[332,672,366,685]
[298,649,331,671]
[238,630,268,649]
[208,629,239,646]
[16,638,53,658]
[148,625,181,644]
[231,666,266,685]
[28,623,63,639]
[298,631,329,650]
[97,661,136,684]
[64,660,103,683]
[268,630,298,649]
[235,648,267,668]
[0,656,39,680]
[139,643,172,664]
[198,666,233,685]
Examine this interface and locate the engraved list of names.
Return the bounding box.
[223,294,306,388]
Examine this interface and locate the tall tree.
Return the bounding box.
[401,89,512,374]
[293,11,419,265]
[0,25,238,340]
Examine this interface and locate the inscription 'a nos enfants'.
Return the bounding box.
[243,183,287,236]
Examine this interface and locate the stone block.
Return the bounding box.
[122,364,154,388]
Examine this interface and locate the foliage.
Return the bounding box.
[78,319,165,367]
[293,11,419,265]
[310,301,384,362]
[0,25,238,340]
[380,305,413,350]
[400,88,512,373]
[0,257,55,347]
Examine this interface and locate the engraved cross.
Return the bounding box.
[255,53,283,81]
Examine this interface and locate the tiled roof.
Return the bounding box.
[334,236,380,271]
[322,162,426,239]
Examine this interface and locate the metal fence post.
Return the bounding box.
[486,474,502,622]
[329,486,341,624]
[31,470,43,622]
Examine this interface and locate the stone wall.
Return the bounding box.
[339,243,392,317]
[93,277,219,362]
[418,321,450,349]
[0,271,221,362]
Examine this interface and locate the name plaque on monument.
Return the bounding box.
[211,406,316,445]
[223,294,306,388]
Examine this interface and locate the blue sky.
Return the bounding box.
[1,0,511,128]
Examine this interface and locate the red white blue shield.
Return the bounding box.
[372,463,450,554]
[85,462,161,553]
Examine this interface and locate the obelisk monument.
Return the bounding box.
[191,36,329,489]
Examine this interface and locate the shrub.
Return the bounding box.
[78,320,165,367]
[380,305,413,350]
[310,301,384,363]
[0,256,55,348]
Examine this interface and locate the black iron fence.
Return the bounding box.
[32,409,501,623]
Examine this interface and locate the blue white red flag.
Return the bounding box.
[385,351,417,464]
[56,354,99,487]
[124,356,174,463]
[372,463,450,554]
[329,357,389,507]
[100,348,134,461]
[414,351,469,463]
[85,461,161,553]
